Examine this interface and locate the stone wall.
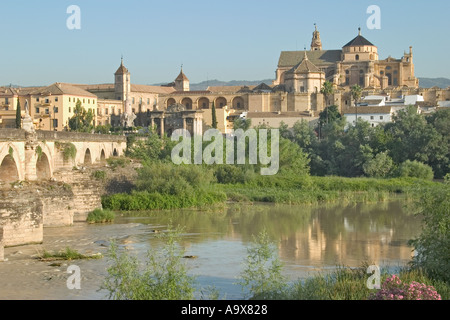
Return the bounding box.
[0,188,43,247]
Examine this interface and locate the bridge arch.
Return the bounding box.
[100,149,106,164]
[84,148,92,165]
[0,144,24,182]
[0,155,20,182]
[36,152,52,180]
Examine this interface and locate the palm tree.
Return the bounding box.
[320,81,334,124]
[351,84,362,125]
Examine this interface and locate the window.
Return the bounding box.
[139,98,142,104]
[380,116,384,120]
[69,98,71,102]
[45,99,50,104]
[147,98,150,104]
[380,71,384,75]
[393,70,398,75]
[88,99,90,104]
[83,99,85,103]
[36,97,39,102]
[5,98,9,104]
[53,107,59,113]
[132,98,135,104]
[112,107,115,115]
[355,54,360,61]
[370,116,374,120]
[118,109,121,115]
[55,97,58,102]
[69,107,71,113]
[53,119,58,128]
[386,66,392,70]
[36,107,40,113]
[45,108,49,115]
[105,108,109,115]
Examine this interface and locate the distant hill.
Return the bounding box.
[157,77,450,90]
[418,77,450,89]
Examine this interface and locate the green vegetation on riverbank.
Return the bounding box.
[38,247,102,261]
[87,208,116,224]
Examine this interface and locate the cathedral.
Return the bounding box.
[274,26,419,91]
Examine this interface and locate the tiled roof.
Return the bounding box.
[115,61,129,75]
[287,54,322,74]
[343,35,375,47]
[30,83,97,97]
[76,83,115,91]
[278,50,341,68]
[131,84,176,94]
[175,70,189,81]
[344,106,392,114]
[207,85,257,93]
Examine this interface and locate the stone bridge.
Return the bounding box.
[0,129,127,182]
[0,129,128,252]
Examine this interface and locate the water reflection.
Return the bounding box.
[0,200,423,300]
[118,200,422,276]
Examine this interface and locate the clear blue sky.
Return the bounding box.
[1,0,449,86]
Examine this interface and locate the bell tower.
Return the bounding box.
[114,57,131,101]
[310,24,322,51]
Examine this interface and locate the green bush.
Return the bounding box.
[87,208,116,223]
[103,225,197,300]
[408,185,450,283]
[237,230,288,300]
[107,157,130,169]
[396,160,434,180]
[92,170,107,181]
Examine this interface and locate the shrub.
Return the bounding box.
[107,157,130,169]
[370,275,441,300]
[363,152,394,178]
[396,160,434,180]
[92,170,107,181]
[103,225,196,300]
[408,185,450,282]
[237,230,287,300]
[87,208,115,224]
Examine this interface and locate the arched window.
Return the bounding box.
[355,54,360,61]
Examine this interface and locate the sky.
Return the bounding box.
[1,0,449,87]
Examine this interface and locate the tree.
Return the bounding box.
[211,102,218,129]
[363,151,394,178]
[233,117,251,131]
[351,84,362,124]
[15,100,21,129]
[68,100,95,132]
[385,105,448,178]
[320,81,334,123]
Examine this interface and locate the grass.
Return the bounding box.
[87,208,116,224]
[37,247,102,261]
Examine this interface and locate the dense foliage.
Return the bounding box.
[281,105,449,179]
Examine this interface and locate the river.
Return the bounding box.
[0,200,422,300]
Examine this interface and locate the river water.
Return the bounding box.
[0,200,422,300]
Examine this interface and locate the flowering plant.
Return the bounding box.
[369,275,441,300]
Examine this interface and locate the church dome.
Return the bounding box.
[343,28,376,48]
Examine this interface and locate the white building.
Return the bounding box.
[344,106,393,127]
